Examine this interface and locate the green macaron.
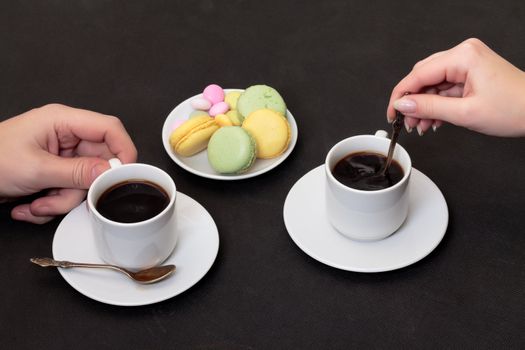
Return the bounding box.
[189,110,210,118]
[207,126,256,174]
[237,85,287,118]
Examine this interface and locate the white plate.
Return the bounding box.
[52,192,219,306]
[283,165,448,272]
[162,89,298,180]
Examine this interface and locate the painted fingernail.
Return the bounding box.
[393,98,417,113]
[12,210,26,219]
[417,125,424,136]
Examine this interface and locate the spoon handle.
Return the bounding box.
[383,110,404,171]
[30,257,125,272]
[381,92,410,175]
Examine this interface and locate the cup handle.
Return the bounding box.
[374,130,389,138]
[108,158,122,169]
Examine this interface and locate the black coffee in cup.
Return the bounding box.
[332,152,404,191]
[96,180,170,223]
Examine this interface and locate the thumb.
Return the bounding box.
[39,155,111,189]
[393,94,467,124]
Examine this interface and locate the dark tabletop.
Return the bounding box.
[1,1,525,349]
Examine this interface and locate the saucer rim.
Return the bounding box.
[283,165,448,273]
[52,192,219,306]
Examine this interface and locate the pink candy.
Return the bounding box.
[209,102,229,117]
[203,84,225,105]
[189,84,229,117]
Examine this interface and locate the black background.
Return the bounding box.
[1,1,524,349]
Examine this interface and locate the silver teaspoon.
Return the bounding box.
[30,257,176,284]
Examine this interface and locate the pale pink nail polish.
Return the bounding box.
[12,210,26,219]
[393,98,417,113]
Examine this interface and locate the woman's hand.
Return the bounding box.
[387,38,525,137]
[0,104,137,223]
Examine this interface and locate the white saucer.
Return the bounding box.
[161,88,299,180]
[283,165,448,272]
[52,192,219,306]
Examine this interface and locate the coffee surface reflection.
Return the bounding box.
[332,152,404,191]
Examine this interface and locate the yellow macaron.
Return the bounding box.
[226,110,244,126]
[214,114,233,127]
[225,91,241,110]
[242,109,291,159]
[169,115,219,156]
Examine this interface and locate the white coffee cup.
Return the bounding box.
[87,158,178,270]
[325,130,412,241]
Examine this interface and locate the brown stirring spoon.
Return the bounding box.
[380,92,409,176]
[30,257,176,284]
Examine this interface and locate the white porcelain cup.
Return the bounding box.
[87,159,177,270]
[325,130,412,241]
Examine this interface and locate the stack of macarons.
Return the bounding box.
[169,84,292,174]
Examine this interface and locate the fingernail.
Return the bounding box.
[405,122,413,133]
[417,125,424,136]
[432,123,439,132]
[12,210,26,219]
[393,98,417,113]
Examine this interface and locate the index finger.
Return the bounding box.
[47,104,138,163]
[387,47,468,119]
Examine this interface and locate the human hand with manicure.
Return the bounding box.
[387,38,525,137]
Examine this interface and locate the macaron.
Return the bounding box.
[242,109,291,159]
[237,85,287,118]
[226,110,243,126]
[171,119,186,131]
[169,115,219,157]
[207,126,256,174]
[189,110,210,118]
[215,114,233,127]
[225,91,241,110]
